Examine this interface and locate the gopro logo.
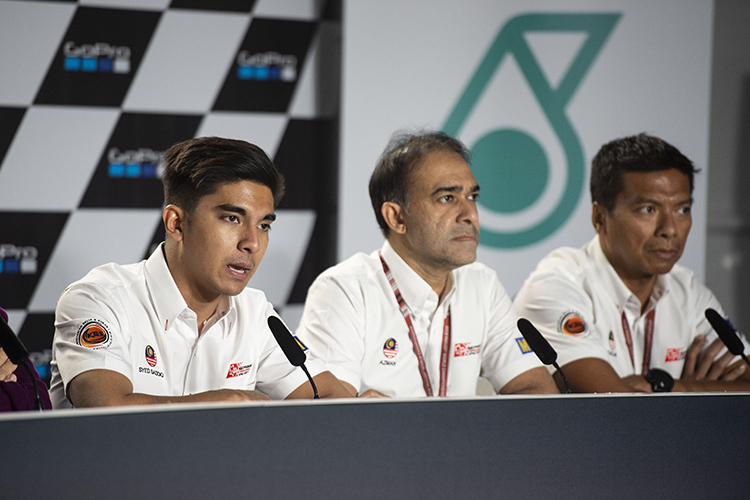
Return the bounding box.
[236,51,297,81]
[108,148,164,178]
[0,244,38,274]
[63,41,131,73]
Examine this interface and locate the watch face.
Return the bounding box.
[647,368,674,392]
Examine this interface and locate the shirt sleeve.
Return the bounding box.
[52,283,134,406]
[513,261,610,370]
[477,269,544,391]
[295,274,366,393]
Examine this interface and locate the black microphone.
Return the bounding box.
[0,314,30,365]
[517,318,571,393]
[267,316,318,399]
[0,316,43,410]
[705,308,750,370]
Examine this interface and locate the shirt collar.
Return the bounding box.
[380,240,454,315]
[203,294,235,336]
[144,243,191,332]
[144,243,239,334]
[588,235,669,313]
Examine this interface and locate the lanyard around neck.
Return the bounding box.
[621,308,656,375]
[379,254,451,397]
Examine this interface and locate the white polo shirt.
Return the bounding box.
[50,245,323,408]
[295,240,542,397]
[513,236,732,379]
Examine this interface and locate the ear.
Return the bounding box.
[591,202,607,235]
[381,201,407,235]
[163,204,186,242]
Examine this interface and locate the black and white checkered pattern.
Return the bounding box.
[0,0,341,381]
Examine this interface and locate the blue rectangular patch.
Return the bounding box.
[515,337,532,355]
[294,335,308,351]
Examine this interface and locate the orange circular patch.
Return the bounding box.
[559,312,587,337]
[77,320,111,348]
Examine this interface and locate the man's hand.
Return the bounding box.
[68,369,272,407]
[207,389,271,402]
[501,366,559,394]
[681,334,746,381]
[286,371,355,399]
[0,348,18,383]
[621,374,651,392]
[357,389,390,398]
[338,380,389,398]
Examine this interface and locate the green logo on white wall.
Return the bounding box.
[443,13,620,248]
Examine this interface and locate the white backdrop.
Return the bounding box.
[340,0,713,296]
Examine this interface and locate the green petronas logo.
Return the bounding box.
[443,13,620,248]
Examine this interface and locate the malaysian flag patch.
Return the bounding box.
[145,345,157,367]
[383,338,398,358]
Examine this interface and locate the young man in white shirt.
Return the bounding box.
[50,136,351,408]
[514,133,750,393]
[296,131,557,397]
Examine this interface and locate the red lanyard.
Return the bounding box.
[380,255,451,397]
[620,308,656,375]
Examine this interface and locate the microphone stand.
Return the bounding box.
[300,364,319,400]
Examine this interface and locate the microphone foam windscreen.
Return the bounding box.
[0,316,30,365]
[267,316,307,367]
[705,308,745,356]
[517,318,557,365]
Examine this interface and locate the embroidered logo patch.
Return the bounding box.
[293,335,309,352]
[515,337,532,355]
[383,338,398,358]
[558,311,587,337]
[226,362,253,379]
[454,342,481,357]
[76,319,112,349]
[145,345,157,367]
[608,331,616,350]
[665,348,685,362]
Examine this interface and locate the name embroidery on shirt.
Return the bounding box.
[138,366,164,377]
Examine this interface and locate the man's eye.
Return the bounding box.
[224,215,239,223]
[259,223,272,231]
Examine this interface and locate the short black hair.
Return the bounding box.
[590,133,699,212]
[368,130,470,235]
[162,136,285,214]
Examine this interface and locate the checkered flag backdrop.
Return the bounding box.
[0,0,341,383]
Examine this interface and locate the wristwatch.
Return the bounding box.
[644,368,674,393]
